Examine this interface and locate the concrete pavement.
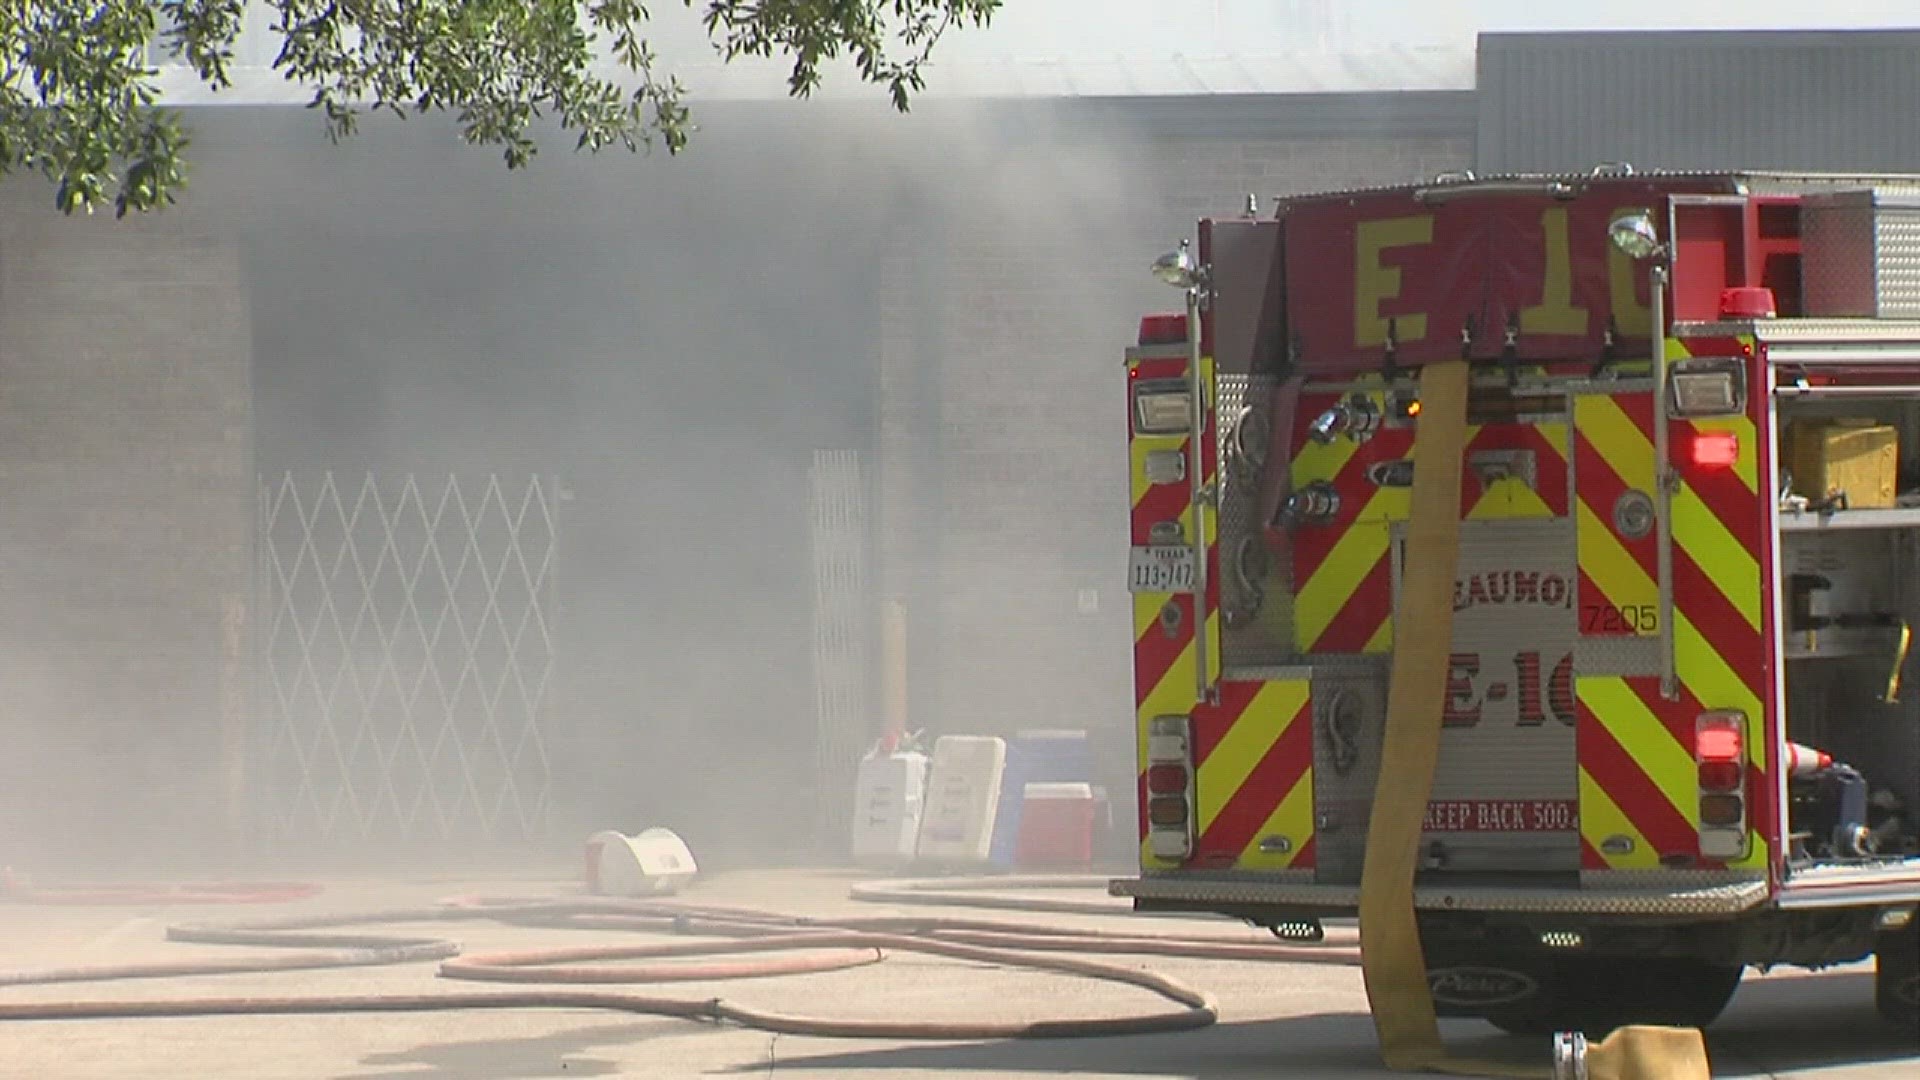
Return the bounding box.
[1,869,1914,1078]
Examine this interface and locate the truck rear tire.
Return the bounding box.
[1483,956,1744,1038]
[1877,922,1920,1027]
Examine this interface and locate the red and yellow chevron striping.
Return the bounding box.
[1184,680,1315,870]
[1574,390,1659,637]
[1577,674,1707,868]
[1667,337,1770,872]
[1577,336,1772,874]
[1129,350,1222,866]
[1287,389,1570,654]
[1129,352,1315,872]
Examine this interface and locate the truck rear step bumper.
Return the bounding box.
[1111,874,1771,918]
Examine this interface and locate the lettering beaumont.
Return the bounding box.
[1452,570,1572,613]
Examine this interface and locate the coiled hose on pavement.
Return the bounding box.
[0,887,1359,1039]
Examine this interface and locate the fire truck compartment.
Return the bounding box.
[1774,386,1920,875]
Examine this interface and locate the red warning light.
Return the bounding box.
[1687,431,1740,469]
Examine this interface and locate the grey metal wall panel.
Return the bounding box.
[1479,32,1920,175]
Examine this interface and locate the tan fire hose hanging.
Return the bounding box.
[1358,359,1712,1080]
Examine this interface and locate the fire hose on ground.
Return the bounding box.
[0,892,1359,1039]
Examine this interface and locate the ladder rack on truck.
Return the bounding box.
[1113,169,1920,1036]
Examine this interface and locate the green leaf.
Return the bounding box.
[0,0,999,214]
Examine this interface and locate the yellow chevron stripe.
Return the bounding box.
[1241,760,1315,869]
[1130,354,1218,871]
[1575,394,1657,639]
[1574,341,1772,873]
[1672,483,1762,631]
[1364,617,1394,653]
[1136,611,1220,717]
[1578,676,1695,826]
[1294,515,1391,649]
[1672,607,1771,871]
[1469,478,1553,519]
[1291,429,1362,490]
[1576,393,1655,486]
[1194,682,1304,834]
[1466,422,1563,520]
[1578,764,1657,870]
[1576,498,1659,632]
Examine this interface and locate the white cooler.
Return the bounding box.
[851,749,930,862]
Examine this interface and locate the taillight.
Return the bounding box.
[1146,763,1189,795]
[1699,760,1743,793]
[1147,797,1190,827]
[1146,715,1195,860]
[1699,794,1744,827]
[1695,711,1748,859]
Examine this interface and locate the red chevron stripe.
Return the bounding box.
[1572,403,1658,636]
[1288,414,1413,586]
[1195,699,1314,859]
[1291,834,1316,870]
[1675,429,1763,547]
[1130,441,1192,545]
[1580,833,1608,870]
[1463,422,1570,516]
[1521,421,1571,517]
[1191,680,1262,770]
[1579,684,1698,860]
[1575,568,1632,635]
[1615,388,1656,435]
[1133,594,1193,706]
[1671,548,1766,687]
[1307,553,1393,653]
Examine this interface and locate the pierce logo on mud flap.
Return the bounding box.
[1427,966,1540,1008]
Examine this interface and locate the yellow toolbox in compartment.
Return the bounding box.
[1785,418,1900,508]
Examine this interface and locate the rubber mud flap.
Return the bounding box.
[1355,359,1707,1080]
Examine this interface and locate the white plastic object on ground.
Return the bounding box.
[584,828,698,897]
[851,750,930,863]
[913,736,1007,864]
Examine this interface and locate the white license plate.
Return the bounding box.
[1129,545,1196,593]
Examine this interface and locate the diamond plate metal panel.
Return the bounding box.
[255,471,558,847]
[1802,190,1920,319]
[1310,660,1390,886]
[1573,636,1662,677]
[1218,372,1298,670]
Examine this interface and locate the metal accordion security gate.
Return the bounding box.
[254,471,559,849]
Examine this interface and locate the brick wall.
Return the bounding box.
[0,185,253,870]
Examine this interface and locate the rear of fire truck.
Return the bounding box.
[1113,169,1920,1034]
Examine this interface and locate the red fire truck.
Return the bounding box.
[1112,168,1920,1034]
